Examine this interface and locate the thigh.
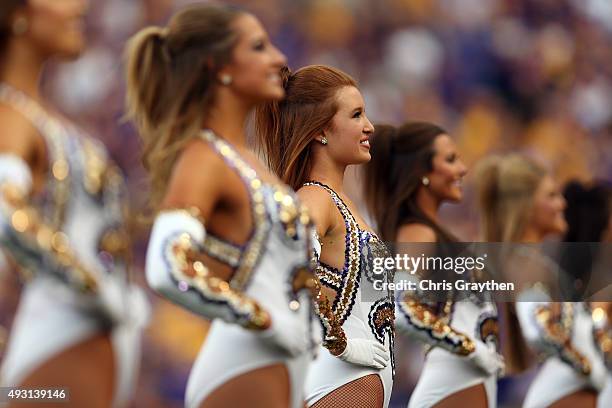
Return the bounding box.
[8,333,115,408]
[311,374,384,408]
[200,363,290,408]
[549,389,597,408]
[434,383,488,408]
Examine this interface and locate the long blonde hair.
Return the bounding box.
[124,3,243,209]
[475,154,547,242]
[475,153,547,373]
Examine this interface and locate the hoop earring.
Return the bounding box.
[422,176,430,186]
[220,74,232,86]
[12,16,28,36]
[320,137,328,145]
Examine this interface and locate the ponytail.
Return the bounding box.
[474,155,502,241]
[123,4,243,211]
[125,27,172,149]
[474,153,547,373]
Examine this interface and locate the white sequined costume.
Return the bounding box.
[302,182,395,408]
[519,301,606,408]
[0,83,149,407]
[145,130,318,408]
[397,288,500,407]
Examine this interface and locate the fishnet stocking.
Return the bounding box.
[311,374,384,408]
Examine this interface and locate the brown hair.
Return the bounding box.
[124,3,244,209]
[0,0,24,57]
[363,122,455,243]
[254,64,356,190]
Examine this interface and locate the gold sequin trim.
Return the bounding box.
[303,181,361,326]
[309,276,347,355]
[0,183,98,293]
[398,294,475,356]
[166,230,270,330]
[534,303,591,375]
[592,306,611,367]
[0,83,71,229]
[199,130,270,290]
[203,234,241,268]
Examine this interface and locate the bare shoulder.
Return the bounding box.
[0,104,39,161]
[297,184,335,235]
[162,137,229,216]
[297,184,334,209]
[397,223,438,243]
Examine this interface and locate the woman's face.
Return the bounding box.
[323,86,374,165]
[221,13,287,103]
[424,134,467,203]
[530,175,568,236]
[18,0,88,59]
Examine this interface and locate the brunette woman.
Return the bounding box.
[364,122,503,408]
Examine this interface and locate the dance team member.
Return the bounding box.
[365,122,503,408]
[475,154,606,408]
[126,4,317,408]
[256,64,395,408]
[0,0,148,406]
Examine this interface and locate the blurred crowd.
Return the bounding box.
[1,0,611,406]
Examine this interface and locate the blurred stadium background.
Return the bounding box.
[1,0,611,406]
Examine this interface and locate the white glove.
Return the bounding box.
[258,308,310,357]
[468,342,505,377]
[589,358,607,391]
[338,338,390,369]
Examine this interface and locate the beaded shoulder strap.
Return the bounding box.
[0,83,70,229]
[302,181,360,229]
[302,180,361,325]
[198,129,271,290]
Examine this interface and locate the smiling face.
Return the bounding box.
[530,175,568,236]
[16,0,88,59]
[424,134,467,203]
[322,86,374,165]
[219,13,287,103]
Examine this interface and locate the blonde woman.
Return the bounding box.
[0,1,147,406]
[475,154,607,408]
[125,4,317,408]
